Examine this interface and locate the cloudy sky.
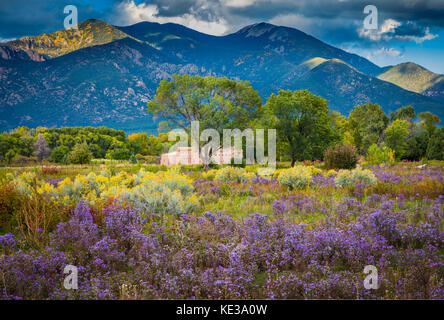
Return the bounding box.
[1,0,443,73]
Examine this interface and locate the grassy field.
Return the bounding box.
[0,161,443,299]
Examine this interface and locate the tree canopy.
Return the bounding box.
[147,74,263,135]
[264,90,335,166]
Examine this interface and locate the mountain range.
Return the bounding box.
[1,19,443,133]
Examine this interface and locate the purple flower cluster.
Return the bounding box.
[1,193,442,300]
[372,165,444,184]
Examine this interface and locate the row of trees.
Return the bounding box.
[148,74,443,165]
[0,126,170,165]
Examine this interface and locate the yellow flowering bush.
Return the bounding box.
[213,167,255,183]
[201,169,218,181]
[276,165,314,189]
[325,169,338,177]
[334,167,377,188]
[11,169,198,216]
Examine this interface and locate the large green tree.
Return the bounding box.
[68,143,92,164]
[147,74,262,135]
[418,112,441,136]
[390,106,416,122]
[384,119,410,159]
[426,127,444,160]
[347,103,389,154]
[264,90,335,166]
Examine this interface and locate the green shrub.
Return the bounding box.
[366,144,395,166]
[135,154,160,164]
[68,143,93,164]
[0,184,23,232]
[13,155,37,165]
[213,167,255,183]
[130,154,138,164]
[334,167,377,188]
[50,146,70,163]
[5,150,16,165]
[324,144,359,169]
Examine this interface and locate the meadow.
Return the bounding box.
[0,161,443,299]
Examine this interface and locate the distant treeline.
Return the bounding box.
[0,126,172,165]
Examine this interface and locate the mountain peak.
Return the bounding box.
[235,22,280,37]
[378,62,444,93]
[4,19,129,59]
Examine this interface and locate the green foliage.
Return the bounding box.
[19,135,36,157]
[324,144,359,170]
[130,154,138,164]
[384,119,410,159]
[2,82,443,166]
[0,126,140,164]
[50,146,70,163]
[426,127,444,160]
[418,112,441,136]
[265,90,335,166]
[68,143,93,164]
[121,182,196,217]
[366,144,395,166]
[390,106,416,122]
[5,150,16,165]
[105,145,131,160]
[348,103,389,154]
[128,133,150,155]
[147,74,262,136]
[0,184,23,233]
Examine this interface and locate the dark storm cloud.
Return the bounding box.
[395,21,431,37]
[1,0,443,41]
[118,0,444,45]
[222,0,444,27]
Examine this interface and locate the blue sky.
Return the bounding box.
[1,0,443,73]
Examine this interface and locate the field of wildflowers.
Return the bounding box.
[0,163,443,299]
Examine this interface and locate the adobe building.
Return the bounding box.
[160,147,242,166]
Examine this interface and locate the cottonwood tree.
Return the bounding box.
[264,90,335,166]
[68,143,92,164]
[390,106,416,122]
[418,111,441,136]
[347,103,389,154]
[384,119,410,160]
[148,74,262,138]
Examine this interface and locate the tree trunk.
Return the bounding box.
[291,155,296,167]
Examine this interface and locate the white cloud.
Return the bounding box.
[222,0,256,8]
[371,47,402,58]
[359,19,438,43]
[0,37,16,43]
[359,19,400,41]
[111,1,229,36]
